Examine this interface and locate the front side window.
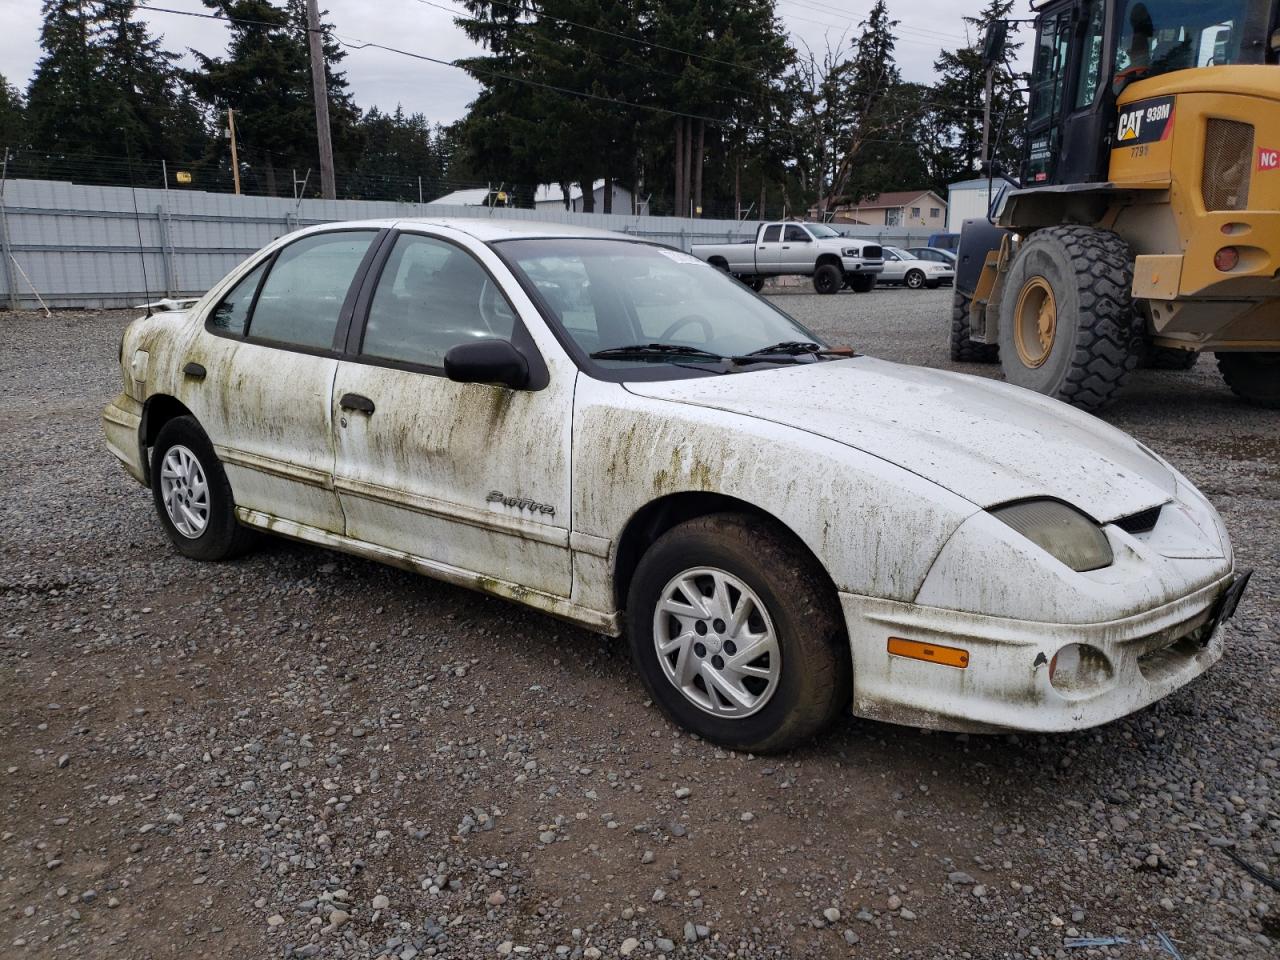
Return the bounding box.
[248,231,377,351]
[499,239,824,377]
[208,260,267,336]
[1075,1,1107,108]
[361,234,516,369]
[783,225,810,242]
[1029,10,1072,126]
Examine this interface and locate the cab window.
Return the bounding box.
[248,231,377,350]
[784,225,810,243]
[360,234,517,369]
[761,225,781,242]
[1074,1,1107,108]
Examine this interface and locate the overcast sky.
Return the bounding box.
[0,0,1035,126]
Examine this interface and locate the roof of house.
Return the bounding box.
[848,190,945,210]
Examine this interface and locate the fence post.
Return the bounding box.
[155,203,177,296]
[679,226,686,252]
[0,196,17,310]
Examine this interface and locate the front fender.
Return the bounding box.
[570,377,978,616]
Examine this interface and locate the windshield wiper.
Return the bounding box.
[590,343,727,362]
[731,340,857,364]
[740,340,824,357]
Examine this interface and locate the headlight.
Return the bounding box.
[989,500,1113,572]
[842,247,861,257]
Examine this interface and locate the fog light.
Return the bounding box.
[1214,247,1240,272]
[1048,643,1114,698]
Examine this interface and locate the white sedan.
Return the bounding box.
[877,245,955,288]
[102,219,1249,752]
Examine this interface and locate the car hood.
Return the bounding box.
[624,357,1175,522]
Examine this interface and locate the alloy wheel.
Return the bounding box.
[159,444,211,538]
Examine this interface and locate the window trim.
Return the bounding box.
[342,228,550,390]
[203,226,389,361]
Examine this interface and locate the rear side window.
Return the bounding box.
[761,225,781,242]
[248,231,377,350]
[208,260,267,336]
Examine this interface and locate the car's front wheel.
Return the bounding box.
[905,269,926,289]
[150,415,255,561]
[627,513,849,752]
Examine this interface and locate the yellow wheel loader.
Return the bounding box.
[954,0,1280,409]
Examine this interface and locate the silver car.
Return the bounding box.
[879,246,955,289]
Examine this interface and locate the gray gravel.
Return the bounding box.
[0,297,1276,959]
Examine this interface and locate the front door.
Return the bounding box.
[781,224,813,271]
[330,230,574,597]
[181,229,380,532]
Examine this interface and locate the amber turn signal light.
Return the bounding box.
[1214,247,1240,272]
[887,637,970,669]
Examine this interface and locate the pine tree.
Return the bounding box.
[930,0,1025,178]
[93,0,209,164]
[0,75,26,151]
[25,1,113,156]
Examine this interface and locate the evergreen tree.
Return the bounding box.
[930,0,1025,178]
[0,75,26,151]
[191,1,360,196]
[25,1,113,156]
[93,0,209,163]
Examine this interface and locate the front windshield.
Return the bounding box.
[807,224,840,239]
[1116,1,1256,77]
[497,238,826,375]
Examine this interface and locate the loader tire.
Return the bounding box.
[950,290,999,363]
[1216,352,1280,409]
[997,225,1142,410]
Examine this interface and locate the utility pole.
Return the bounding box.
[306,0,337,200]
[227,107,242,196]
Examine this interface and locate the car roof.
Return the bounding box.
[292,217,632,243]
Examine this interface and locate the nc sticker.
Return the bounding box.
[1259,147,1280,171]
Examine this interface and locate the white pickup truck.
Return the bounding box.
[691,222,884,294]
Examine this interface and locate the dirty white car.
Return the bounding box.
[103,219,1250,752]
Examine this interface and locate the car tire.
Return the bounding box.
[626,512,850,753]
[950,290,999,363]
[150,415,255,561]
[1143,344,1199,370]
[847,274,876,293]
[1216,352,1280,408]
[748,277,765,292]
[905,269,926,289]
[812,264,842,295]
[997,225,1142,410]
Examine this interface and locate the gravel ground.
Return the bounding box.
[1,291,1276,960]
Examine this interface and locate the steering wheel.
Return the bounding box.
[659,314,713,343]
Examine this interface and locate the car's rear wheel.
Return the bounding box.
[150,415,255,561]
[905,269,926,289]
[747,276,765,292]
[627,513,849,753]
[813,264,842,295]
[1217,352,1280,408]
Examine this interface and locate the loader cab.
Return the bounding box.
[1020,0,1280,187]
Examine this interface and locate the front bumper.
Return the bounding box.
[102,394,146,485]
[841,258,884,274]
[840,571,1243,733]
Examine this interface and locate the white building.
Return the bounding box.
[533,180,641,214]
[946,178,1003,232]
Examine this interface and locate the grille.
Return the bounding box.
[862,245,883,259]
[1203,119,1254,211]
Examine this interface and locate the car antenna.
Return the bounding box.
[125,135,153,319]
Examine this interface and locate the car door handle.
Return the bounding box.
[781,245,791,249]
[183,361,206,379]
[339,393,375,414]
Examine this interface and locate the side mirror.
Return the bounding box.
[444,339,529,389]
[981,20,1008,69]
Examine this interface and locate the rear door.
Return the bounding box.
[329,228,574,597]
[181,229,381,532]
